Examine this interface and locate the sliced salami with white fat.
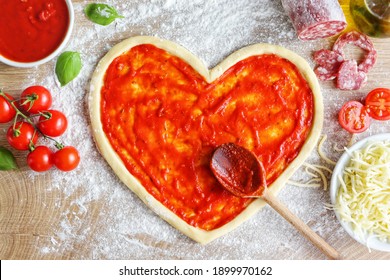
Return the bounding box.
[336,60,367,90]
[312,31,377,90]
[281,0,347,40]
[333,31,377,73]
[313,49,344,80]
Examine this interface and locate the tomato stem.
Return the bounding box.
[20,93,38,112]
[39,111,52,120]
[0,91,65,150]
[29,130,38,152]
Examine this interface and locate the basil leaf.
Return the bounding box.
[0,146,18,171]
[55,51,82,87]
[84,3,124,26]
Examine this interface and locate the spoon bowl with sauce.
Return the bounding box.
[210,143,340,260]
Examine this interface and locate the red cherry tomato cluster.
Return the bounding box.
[338,88,390,134]
[0,86,80,172]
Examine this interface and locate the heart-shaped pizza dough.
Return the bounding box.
[89,36,323,244]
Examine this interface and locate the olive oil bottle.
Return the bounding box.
[349,0,390,38]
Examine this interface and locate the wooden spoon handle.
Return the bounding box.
[261,188,340,260]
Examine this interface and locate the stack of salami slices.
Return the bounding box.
[313,31,377,90]
[281,0,377,91]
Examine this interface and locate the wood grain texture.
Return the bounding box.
[1,0,390,260]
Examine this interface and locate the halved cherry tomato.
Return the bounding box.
[20,85,52,114]
[338,101,371,133]
[365,88,390,121]
[27,146,53,172]
[7,121,39,150]
[37,110,68,137]
[53,146,80,172]
[0,93,16,123]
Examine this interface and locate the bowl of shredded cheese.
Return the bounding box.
[330,133,390,252]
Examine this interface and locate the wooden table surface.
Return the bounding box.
[1,0,390,260]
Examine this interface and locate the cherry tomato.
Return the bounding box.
[27,146,53,172]
[53,146,80,172]
[7,122,39,150]
[37,110,68,137]
[20,85,52,114]
[365,88,390,121]
[338,101,371,133]
[0,93,16,123]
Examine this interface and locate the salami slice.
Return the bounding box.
[333,31,377,73]
[315,66,339,81]
[336,60,367,90]
[313,49,344,80]
[281,0,347,40]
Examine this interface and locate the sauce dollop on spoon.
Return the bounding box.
[211,143,340,260]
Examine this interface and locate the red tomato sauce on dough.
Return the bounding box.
[101,44,314,230]
[0,0,69,62]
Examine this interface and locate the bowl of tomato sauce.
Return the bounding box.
[0,0,74,68]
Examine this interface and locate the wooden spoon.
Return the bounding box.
[210,143,340,260]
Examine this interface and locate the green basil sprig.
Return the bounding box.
[0,146,18,171]
[55,51,82,87]
[84,3,124,26]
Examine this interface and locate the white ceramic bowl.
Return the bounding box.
[0,0,74,68]
[330,133,390,252]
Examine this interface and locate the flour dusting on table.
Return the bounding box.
[4,0,388,259]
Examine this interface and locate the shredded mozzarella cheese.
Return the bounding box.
[318,135,337,166]
[304,163,330,190]
[287,178,321,188]
[335,140,390,244]
[289,135,336,190]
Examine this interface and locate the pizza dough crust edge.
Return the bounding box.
[88,36,324,244]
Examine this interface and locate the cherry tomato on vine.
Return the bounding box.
[0,93,16,123]
[53,146,80,172]
[365,88,390,121]
[37,110,68,137]
[27,146,53,172]
[338,101,371,133]
[20,85,52,114]
[7,121,39,150]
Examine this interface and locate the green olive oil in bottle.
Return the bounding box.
[349,0,390,38]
